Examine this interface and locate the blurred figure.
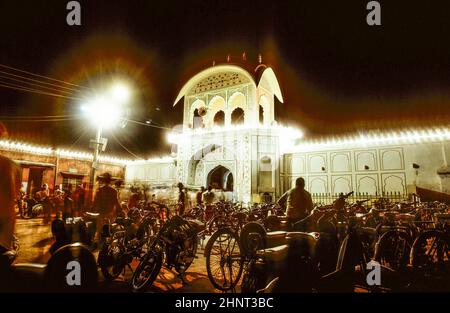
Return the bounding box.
[0,123,21,254]
[202,185,215,205]
[93,173,121,235]
[37,183,52,224]
[262,192,272,204]
[196,186,205,206]
[177,182,186,216]
[128,191,140,209]
[63,185,73,219]
[73,184,85,216]
[53,185,64,217]
[202,186,215,221]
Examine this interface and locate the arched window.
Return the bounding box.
[213,110,225,126]
[231,108,245,125]
[259,105,264,124]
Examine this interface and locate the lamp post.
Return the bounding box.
[88,125,103,203]
[82,82,131,204]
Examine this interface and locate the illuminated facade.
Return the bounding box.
[169,64,296,203]
[127,63,450,203]
[6,65,449,204]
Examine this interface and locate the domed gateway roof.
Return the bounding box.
[173,64,283,106]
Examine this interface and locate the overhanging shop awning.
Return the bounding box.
[60,171,88,178]
[14,160,55,168]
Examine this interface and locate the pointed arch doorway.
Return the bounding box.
[207,165,234,191]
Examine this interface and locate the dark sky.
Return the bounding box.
[0,0,449,158]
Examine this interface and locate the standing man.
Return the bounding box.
[177,182,186,216]
[284,177,313,229]
[93,172,120,235]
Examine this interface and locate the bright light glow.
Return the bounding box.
[110,83,131,104]
[81,82,131,129]
[82,96,122,128]
[166,133,178,144]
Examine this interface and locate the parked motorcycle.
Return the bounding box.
[97,210,158,281]
[131,214,201,291]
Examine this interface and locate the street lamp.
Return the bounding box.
[81,82,131,202]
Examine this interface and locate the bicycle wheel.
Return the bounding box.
[131,249,163,292]
[411,230,450,274]
[374,230,411,271]
[205,228,243,291]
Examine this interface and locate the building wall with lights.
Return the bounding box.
[0,142,126,197]
[281,140,450,197]
[124,160,177,186]
[161,63,450,203]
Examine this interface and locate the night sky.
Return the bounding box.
[0,0,449,158]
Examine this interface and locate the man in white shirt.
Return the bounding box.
[202,185,215,205]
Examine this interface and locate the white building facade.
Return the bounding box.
[125,63,450,203]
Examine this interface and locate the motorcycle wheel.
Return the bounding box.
[20,206,33,219]
[99,243,125,281]
[131,250,163,292]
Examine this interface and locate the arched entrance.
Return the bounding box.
[207,165,233,191]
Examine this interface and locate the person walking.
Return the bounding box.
[202,186,215,221]
[202,185,215,205]
[177,183,186,216]
[74,184,85,215]
[196,186,205,206]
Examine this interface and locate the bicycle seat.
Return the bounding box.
[396,213,415,222]
[286,231,319,242]
[358,227,377,237]
[266,231,288,248]
[257,244,289,263]
[85,212,100,218]
[383,211,399,219]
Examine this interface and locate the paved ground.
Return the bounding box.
[14,216,220,293]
